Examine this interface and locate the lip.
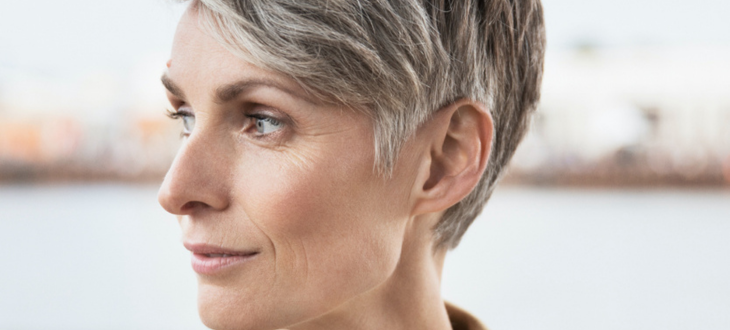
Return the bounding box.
[184,242,259,275]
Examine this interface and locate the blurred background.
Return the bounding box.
[1,0,728,329]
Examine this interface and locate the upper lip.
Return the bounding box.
[183,242,259,256]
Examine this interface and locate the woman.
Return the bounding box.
[157,0,545,329]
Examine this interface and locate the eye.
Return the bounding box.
[167,108,196,136]
[251,115,283,135]
[181,114,196,135]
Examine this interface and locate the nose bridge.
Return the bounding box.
[158,130,231,214]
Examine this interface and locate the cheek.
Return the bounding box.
[236,138,407,308]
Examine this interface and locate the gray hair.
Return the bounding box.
[184,0,545,249]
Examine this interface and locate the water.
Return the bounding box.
[0,184,201,330]
[1,184,728,330]
[443,187,730,330]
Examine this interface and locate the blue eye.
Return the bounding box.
[167,109,195,136]
[182,114,196,134]
[254,116,283,134]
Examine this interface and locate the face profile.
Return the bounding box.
[158,9,434,329]
[158,1,544,329]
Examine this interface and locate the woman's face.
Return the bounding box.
[158,8,422,330]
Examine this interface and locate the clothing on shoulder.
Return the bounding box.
[446,302,487,330]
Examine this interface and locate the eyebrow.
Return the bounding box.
[161,74,186,100]
[214,79,316,105]
[160,73,316,105]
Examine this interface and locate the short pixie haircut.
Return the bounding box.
[186,0,545,249]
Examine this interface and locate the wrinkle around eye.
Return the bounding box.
[295,123,364,140]
[281,149,316,172]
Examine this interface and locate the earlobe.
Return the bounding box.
[412,100,493,216]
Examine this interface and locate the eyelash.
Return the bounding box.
[166,108,190,120]
[166,108,195,138]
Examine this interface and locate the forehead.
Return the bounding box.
[171,8,232,77]
[168,7,305,100]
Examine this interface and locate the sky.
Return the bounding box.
[542,0,730,48]
[0,0,186,119]
[0,0,184,78]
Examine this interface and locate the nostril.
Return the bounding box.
[181,201,208,213]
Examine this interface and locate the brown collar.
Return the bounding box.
[445,302,487,330]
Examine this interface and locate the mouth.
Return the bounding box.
[184,243,260,275]
[202,253,244,258]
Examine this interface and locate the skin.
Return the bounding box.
[158,6,493,330]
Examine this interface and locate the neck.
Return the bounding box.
[290,214,452,330]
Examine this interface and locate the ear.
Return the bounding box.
[411,99,493,216]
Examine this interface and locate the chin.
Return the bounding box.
[196,280,317,330]
[197,282,271,330]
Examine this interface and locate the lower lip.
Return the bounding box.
[190,253,258,275]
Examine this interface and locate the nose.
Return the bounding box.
[158,132,231,215]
